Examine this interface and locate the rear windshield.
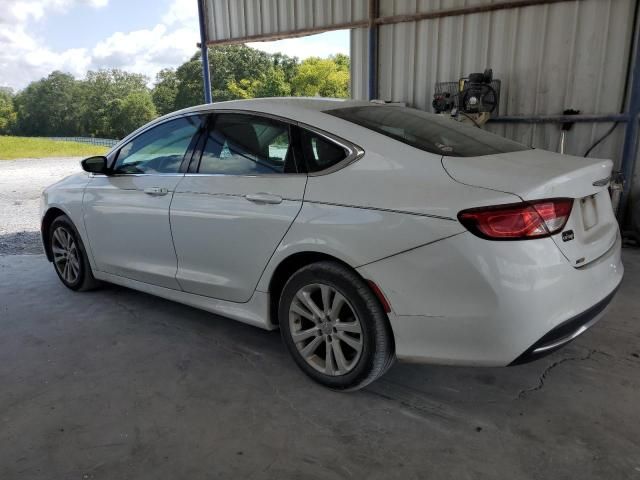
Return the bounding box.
[326,105,530,157]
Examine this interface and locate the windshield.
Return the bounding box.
[325,105,530,157]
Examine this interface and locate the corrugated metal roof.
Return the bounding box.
[204,0,368,43]
[352,0,636,163]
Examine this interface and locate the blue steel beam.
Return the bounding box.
[367,27,377,100]
[619,12,640,221]
[197,0,212,104]
[367,0,378,100]
[490,114,629,124]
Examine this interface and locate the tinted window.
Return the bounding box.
[299,129,348,172]
[198,114,294,175]
[326,106,530,157]
[114,116,202,174]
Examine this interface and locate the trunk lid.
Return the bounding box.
[443,149,618,267]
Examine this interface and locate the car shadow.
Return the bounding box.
[22,251,632,413]
[94,280,569,407]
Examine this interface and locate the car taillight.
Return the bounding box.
[458,198,574,240]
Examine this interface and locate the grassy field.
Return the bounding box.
[0,136,109,160]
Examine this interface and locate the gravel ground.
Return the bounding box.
[0,157,81,255]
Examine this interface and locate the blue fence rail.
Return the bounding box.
[42,137,119,147]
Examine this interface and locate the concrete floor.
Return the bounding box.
[0,251,639,480]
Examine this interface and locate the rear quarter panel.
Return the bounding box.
[255,202,465,292]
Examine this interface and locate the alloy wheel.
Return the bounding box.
[52,226,81,284]
[288,283,364,376]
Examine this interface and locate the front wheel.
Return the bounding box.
[279,261,394,391]
[49,215,98,291]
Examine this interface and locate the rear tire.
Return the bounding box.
[49,215,99,292]
[279,261,394,391]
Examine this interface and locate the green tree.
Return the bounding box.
[173,56,205,110]
[8,45,350,139]
[291,55,350,98]
[152,68,179,116]
[256,67,292,97]
[80,69,151,138]
[271,52,299,84]
[111,91,157,138]
[0,87,16,134]
[332,53,350,71]
[172,45,300,108]
[14,71,83,136]
[209,45,274,101]
[228,66,291,99]
[226,78,255,99]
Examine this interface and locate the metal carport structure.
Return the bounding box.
[196,0,640,231]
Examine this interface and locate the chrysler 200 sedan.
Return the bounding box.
[41,98,623,390]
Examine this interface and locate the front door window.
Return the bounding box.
[113,116,203,174]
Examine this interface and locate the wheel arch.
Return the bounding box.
[41,207,68,262]
[267,252,346,325]
[266,251,391,330]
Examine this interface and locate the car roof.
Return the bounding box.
[176,97,374,116]
[110,98,378,155]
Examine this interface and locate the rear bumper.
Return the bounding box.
[357,230,623,366]
[509,286,618,365]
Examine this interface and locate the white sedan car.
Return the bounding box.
[41,98,624,390]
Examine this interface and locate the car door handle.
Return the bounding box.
[143,187,169,196]
[245,193,283,204]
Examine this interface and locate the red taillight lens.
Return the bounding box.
[458,198,574,240]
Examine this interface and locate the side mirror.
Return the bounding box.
[81,156,109,174]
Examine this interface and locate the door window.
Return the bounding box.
[299,128,348,172]
[113,116,203,174]
[198,114,295,175]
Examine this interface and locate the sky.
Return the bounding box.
[0,0,350,91]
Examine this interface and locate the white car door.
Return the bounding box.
[83,115,204,289]
[170,112,307,303]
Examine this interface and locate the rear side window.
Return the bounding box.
[198,113,295,175]
[299,128,348,173]
[326,106,530,157]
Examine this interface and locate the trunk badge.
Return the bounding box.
[562,230,575,242]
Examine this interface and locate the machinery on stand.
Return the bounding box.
[432,69,500,127]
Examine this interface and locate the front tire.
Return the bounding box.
[279,261,394,391]
[49,215,98,291]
